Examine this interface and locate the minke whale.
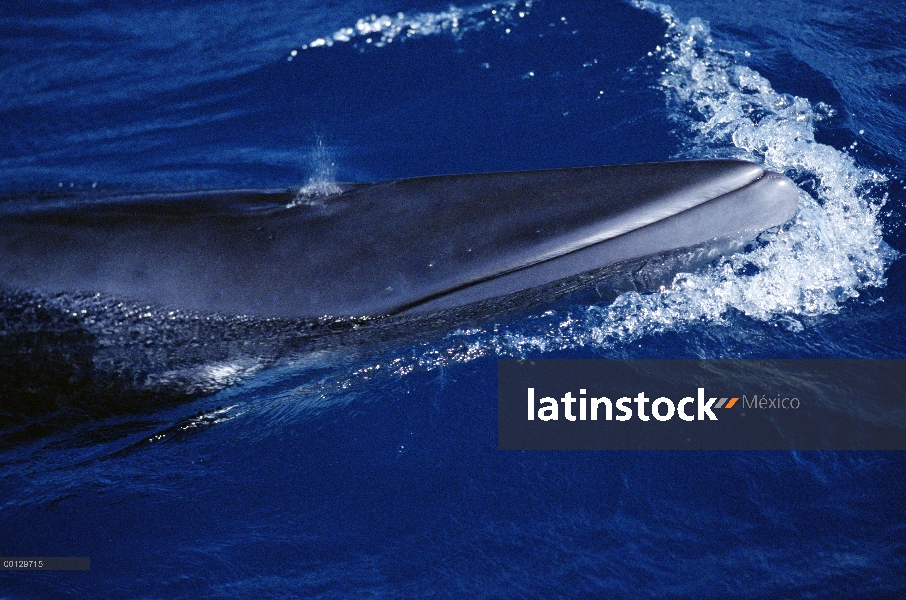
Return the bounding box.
[0,160,798,318]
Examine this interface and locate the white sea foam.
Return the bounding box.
[364,1,896,374]
[608,3,892,321]
[286,0,533,57]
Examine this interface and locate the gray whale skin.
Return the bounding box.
[0,160,798,318]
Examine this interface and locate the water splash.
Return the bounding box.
[353,0,898,376]
[285,1,535,205]
[285,1,533,56]
[290,138,342,206]
[627,1,894,317]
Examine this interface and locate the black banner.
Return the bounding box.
[498,360,906,450]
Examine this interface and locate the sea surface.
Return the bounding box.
[1,0,905,597]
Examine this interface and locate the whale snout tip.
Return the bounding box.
[762,170,800,221]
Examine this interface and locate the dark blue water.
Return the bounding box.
[2,0,905,597]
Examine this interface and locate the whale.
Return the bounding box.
[0,160,798,319]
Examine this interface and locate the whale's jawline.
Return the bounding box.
[395,168,798,315]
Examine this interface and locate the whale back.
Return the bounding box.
[0,160,795,317]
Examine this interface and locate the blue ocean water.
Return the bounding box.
[1,0,905,597]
